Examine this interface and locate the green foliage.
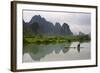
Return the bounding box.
[23,35,90,44]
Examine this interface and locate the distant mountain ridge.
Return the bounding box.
[23,15,73,36]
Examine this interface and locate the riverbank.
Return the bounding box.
[24,35,90,44]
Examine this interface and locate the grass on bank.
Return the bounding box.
[23,35,90,44]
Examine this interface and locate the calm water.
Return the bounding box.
[23,42,91,63]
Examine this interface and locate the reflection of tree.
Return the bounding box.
[23,42,71,61]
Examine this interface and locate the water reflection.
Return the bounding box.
[23,43,70,61]
[23,42,90,62]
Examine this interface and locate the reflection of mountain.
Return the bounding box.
[23,43,71,61]
[62,43,71,53]
[23,15,73,36]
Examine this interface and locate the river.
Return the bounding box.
[23,42,91,62]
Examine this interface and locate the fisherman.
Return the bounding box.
[77,43,80,48]
[77,43,80,52]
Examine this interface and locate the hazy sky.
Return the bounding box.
[23,10,91,34]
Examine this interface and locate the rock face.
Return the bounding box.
[61,23,73,35]
[55,22,62,35]
[23,15,73,36]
